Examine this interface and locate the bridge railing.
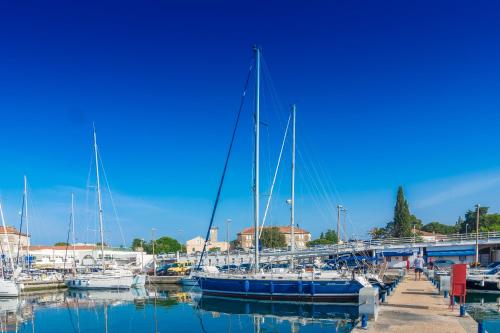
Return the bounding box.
[177,231,500,262]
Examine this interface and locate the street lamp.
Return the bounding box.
[140,238,145,270]
[226,218,232,265]
[465,224,468,239]
[152,228,157,277]
[413,224,416,245]
[336,205,343,256]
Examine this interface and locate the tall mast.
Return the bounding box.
[0,203,15,273]
[290,104,296,259]
[93,126,106,273]
[253,46,260,273]
[71,193,76,273]
[24,175,29,269]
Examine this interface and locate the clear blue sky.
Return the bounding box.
[1,1,500,246]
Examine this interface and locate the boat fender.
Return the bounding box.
[310,282,315,296]
[298,280,303,294]
[480,280,485,287]
[244,280,250,293]
[270,281,274,294]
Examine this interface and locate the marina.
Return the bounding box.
[1,1,500,332]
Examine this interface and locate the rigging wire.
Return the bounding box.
[259,114,291,238]
[196,61,253,269]
[98,152,126,247]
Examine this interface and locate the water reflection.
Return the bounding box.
[0,286,357,332]
[192,294,358,332]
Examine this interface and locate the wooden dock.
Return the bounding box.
[354,275,478,333]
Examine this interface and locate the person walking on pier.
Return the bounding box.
[414,254,424,281]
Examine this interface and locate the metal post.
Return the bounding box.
[141,238,144,270]
[93,127,106,273]
[253,46,260,273]
[24,175,30,269]
[290,104,296,268]
[152,228,156,276]
[226,218,231,265]
[336,205,342,255]
[342,207,347,242]
[475,204,480,266]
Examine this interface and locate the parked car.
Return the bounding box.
[156,264,174,276]
[167,261,193,276]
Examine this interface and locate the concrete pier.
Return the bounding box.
[147,275,182,284]
[354,275,477,333]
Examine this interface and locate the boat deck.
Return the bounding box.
[354,275,477,332]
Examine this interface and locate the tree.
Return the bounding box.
[392,186,412,237]
[154,236,183,253]
[131,238,144,251]
[369,227,387,239]
[260,227,286,248]
[54,242,69,246]
[307,229,338,247]
[230,239,241,250]
[455,207,500,233]
[422,222,456,234]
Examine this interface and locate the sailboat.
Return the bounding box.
[65,127,145,290]
[0,204,20,297]
[194,47,370,303]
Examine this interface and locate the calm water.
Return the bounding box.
[465,292,500,333]
[3,286,359,332]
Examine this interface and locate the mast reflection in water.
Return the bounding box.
[0,286,359,332]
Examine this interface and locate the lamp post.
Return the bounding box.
[413,224,416,245]
[141,238,145,270]
[475,204,480,266]
[341,207,347,243]
[226,218,232,265]
[152,228,157,277]
[336,205,343,255]
[465,224,468,239]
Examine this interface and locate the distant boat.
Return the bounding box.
[66,127,145,290]
[467,266,500,293]
[194,47,371,303]
[0,203,20,297]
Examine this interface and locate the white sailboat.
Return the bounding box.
[66,127,145,290]
[0,203,20,297]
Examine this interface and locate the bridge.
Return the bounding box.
[164,231,500,266]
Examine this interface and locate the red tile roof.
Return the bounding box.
[417,230,444,236]
[0,226,27,236]
[238,226,310,235]
[23,245,97,251]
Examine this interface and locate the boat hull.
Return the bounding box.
[197,276,364,303]
[466,279,500,293]
[66,274,135,290]
[0,280,19,297]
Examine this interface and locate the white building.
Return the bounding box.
[22,244,145,270]
[0,226,30,255]
[186,227,229,255]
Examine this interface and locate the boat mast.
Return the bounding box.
[24,175,29,269]
[290,104,296,264]
[0,203,15,273]
[71,193,76,274]
[253,46,261,273]
[93,127,106,273]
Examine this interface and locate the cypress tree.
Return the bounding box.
[393,186,412,237]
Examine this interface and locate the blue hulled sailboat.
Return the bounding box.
[194,46,370,303]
